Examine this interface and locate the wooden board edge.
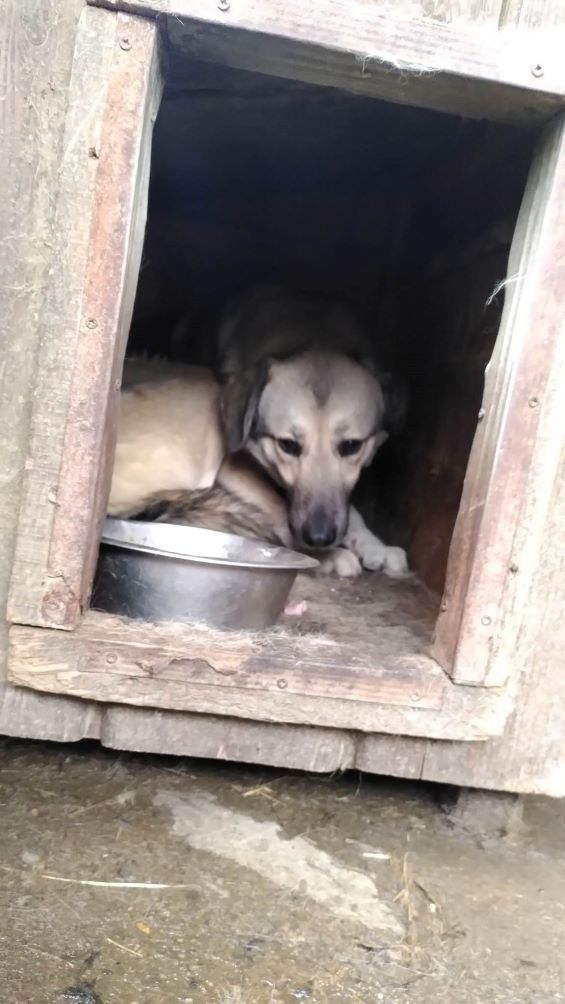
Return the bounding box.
[7,9,164,632]
[433,111,565,686]
[88,0,565,124]
[7,616,513,741]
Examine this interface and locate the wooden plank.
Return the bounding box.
[8,608,512,740]
[433,112,565,687]
[102,0,508,30]
[7,8,164,631]
[355,734,427,779]
[89,0,565,124]
[101,708,357,771]
[0,0,106,742]
[421,445,565,794]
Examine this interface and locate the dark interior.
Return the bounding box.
[127,41,536,594]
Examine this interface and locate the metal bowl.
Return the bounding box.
[92,518,318,630]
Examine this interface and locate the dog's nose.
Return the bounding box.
[301,523,337,549]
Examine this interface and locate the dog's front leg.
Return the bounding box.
[342,506,409,578]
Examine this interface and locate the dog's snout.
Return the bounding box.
[300,509,337,549]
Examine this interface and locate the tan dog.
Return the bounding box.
[214,286,409,576]
[109,288,409,577]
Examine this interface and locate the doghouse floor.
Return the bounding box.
[282,571,438,656]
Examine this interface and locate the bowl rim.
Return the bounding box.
[101,518,320,572]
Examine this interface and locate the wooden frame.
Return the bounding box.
[433,112,565,686]
[8,594,512,742]
[7,6,163,631]
[88,0,565,125]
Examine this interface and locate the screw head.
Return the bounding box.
[481,615,492,626]
[120,37,131,51]
[528,396,539,408]
[86,318,97,329]
[277,678,288,690]
[531,63,544,78]
[217,0,230,9]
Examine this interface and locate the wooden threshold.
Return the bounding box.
[89,0,565,124]
[8,575,512,740]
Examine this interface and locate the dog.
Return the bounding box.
[109,287,408,577]
[213,286,409,576]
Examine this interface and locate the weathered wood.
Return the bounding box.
[355,734,427,779]
[433,112,565,687]
[92,0,509,26]
[421,443,565,794]
[8,589,512,740]
[89,0,565,125]
[7,8,163,632]
[101,708,357,771]
[96,0,512,29]
[0,0,107,741]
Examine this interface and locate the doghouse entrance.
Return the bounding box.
[128,50,534,603]
[116,50,534,686]
[7,8,563,745]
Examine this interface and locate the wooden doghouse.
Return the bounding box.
[2,0,565,795]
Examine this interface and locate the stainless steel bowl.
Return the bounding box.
[92,518,318,630]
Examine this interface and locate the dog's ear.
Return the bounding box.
[220,365,269,453]
[381,372,408,435]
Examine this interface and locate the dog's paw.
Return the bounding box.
[319,548,363,577]
[358,539,410,578]
[382,545,410,579]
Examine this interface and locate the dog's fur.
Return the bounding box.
[117,485,288,546]
[109,362,224,516]
[109,287,409,577]
[109,363,293,546]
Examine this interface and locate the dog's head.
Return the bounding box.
[221,349,406,550]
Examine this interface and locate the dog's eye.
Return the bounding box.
[277,438,302,457]
[338,439,363,457]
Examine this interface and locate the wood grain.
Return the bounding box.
[0,0,104,742]
[8,574,511,740]
[89,0,565,124]
[433,112,565,687]
[7,8,163,631]
[100,708,358,771]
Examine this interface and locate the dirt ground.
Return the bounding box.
[0,739,564,1004]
